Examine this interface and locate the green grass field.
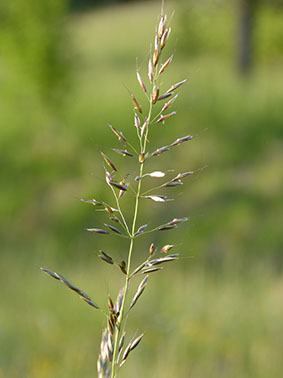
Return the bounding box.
[1,257,283,378]
[1,1,283,377]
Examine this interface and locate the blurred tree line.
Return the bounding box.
[1,0,282,102]
[69,0,147,11]
[177,0,283,70]
[238,0,283,73]
[0,0,70,104]
[0,0,148,102]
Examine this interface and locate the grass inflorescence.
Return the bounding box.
[40,2,195,377]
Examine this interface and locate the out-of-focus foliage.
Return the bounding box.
[0,0,70,101]
[177,0,283,63]
[69,0,149,12]
[174,0,283,268]
[0,0,75,263]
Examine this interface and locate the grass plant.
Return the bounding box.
[1,1,283,377]
[40,2,194,377]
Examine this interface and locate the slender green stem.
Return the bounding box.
[111,51,158,378]
[110,114,153,378]
[110,152,146,378]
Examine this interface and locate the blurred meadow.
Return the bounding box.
[1,0,283,377]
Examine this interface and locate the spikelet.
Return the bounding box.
[112,148,133,157]
[158,14,166,39]
[129,275,149,310]
[148,58,154,83]
[136,71,147,93]
[161,244,175,253]
[153,35,160,67]
[141,117,149,137]
[134,112,140,129]
[160,27,171,49]
[159,54,173,75]
[131,93,142,114]
[157,92,173,101]
[108,123,127,144]
[161,94,178,112]
[151,86,160,105]
[167,79,187,93]
[101,151,117,172]
[149,242,155,256]
[157,111,176,123]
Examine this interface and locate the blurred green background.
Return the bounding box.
[1,0,283,377]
